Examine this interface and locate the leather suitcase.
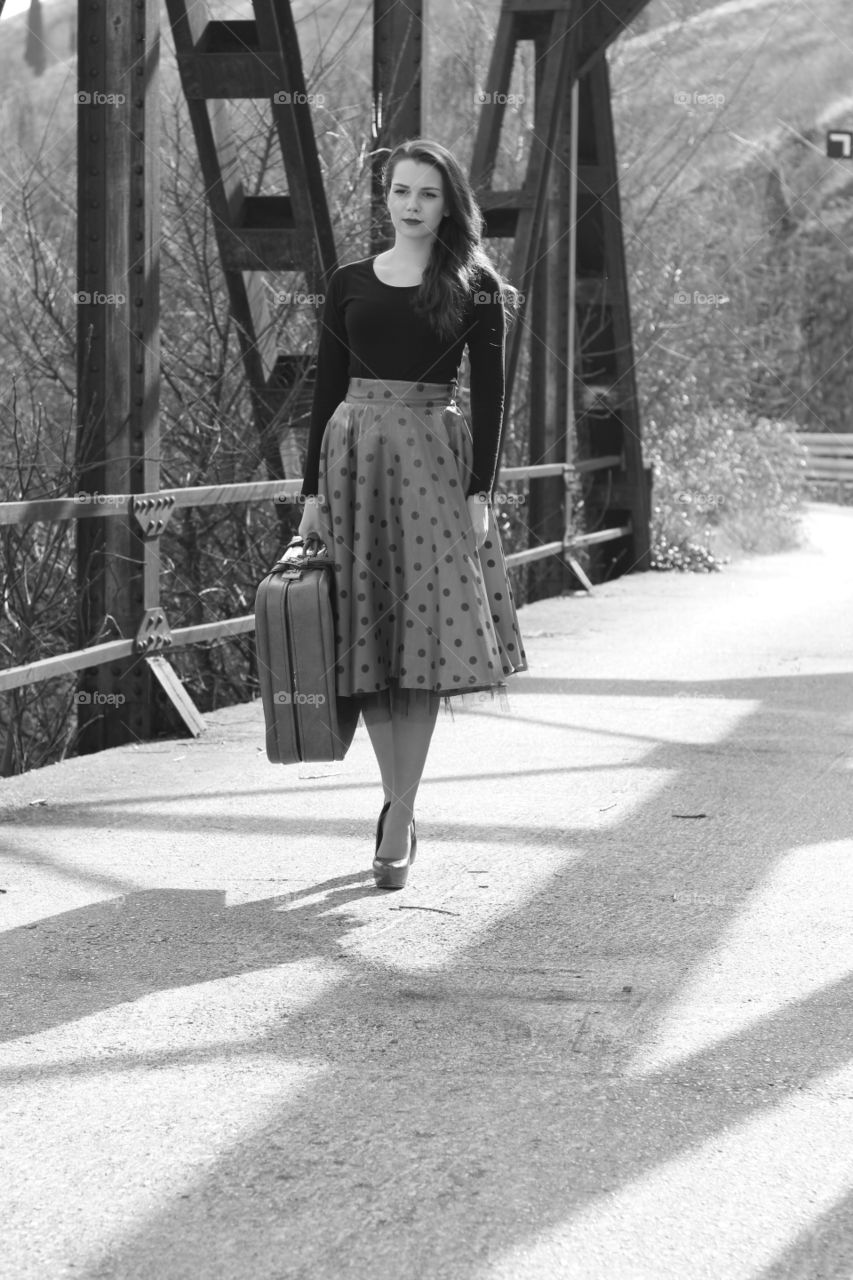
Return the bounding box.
[254,536,359,763]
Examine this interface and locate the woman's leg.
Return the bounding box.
[377,691,440,855]
[360,691,395,806]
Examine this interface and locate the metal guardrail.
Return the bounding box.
[0,457,629,695]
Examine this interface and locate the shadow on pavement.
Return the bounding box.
[1,668,852,1277]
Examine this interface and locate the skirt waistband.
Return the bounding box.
[345,377,455,405]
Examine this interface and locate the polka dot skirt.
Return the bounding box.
[317,377,528,701]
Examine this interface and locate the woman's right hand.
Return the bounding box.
[297,494,332,547]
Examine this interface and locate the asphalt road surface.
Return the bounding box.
[1,503,852,1280]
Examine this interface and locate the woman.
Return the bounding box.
[298,138,527,889]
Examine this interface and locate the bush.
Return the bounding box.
[645,407,808,570]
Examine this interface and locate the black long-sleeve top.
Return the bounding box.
[300,256,506,499]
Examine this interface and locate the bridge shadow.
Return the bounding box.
[1,668,852,1277]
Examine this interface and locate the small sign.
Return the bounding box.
[827,130,852,159]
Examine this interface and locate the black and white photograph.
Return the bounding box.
[1,0,852,1276]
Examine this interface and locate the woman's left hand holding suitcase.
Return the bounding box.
[298,494,332,546]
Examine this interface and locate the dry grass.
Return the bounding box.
[610,0,853,198]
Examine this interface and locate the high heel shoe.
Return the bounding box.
[373,822,415,890]
[375,803,416,862]
[375,800,391,852]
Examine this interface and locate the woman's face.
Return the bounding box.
[386,159,448,242]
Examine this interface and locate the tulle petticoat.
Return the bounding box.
[317,377,528,714]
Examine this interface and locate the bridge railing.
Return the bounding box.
[799,432,853,499]
[0,456,626,695]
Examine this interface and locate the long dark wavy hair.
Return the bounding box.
[381,138,519,341]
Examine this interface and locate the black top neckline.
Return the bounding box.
[370,254,422,290]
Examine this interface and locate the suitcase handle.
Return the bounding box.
[269,533,334,574]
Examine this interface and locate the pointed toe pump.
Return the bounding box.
[372,821,415,890]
